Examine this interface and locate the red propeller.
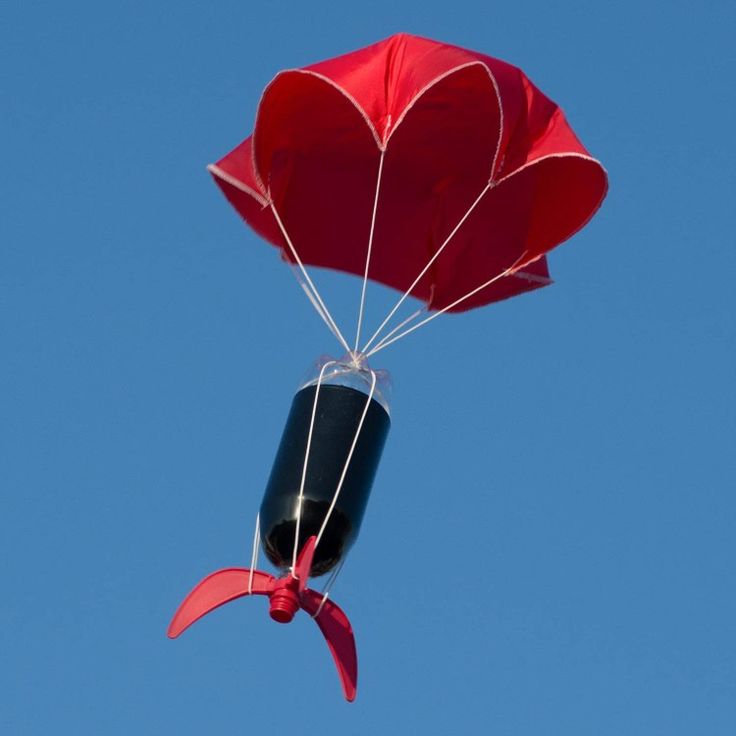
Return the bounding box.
[167,536,358,701]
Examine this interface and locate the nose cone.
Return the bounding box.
[269,588,299,623]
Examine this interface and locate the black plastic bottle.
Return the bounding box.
[259,356,391,576]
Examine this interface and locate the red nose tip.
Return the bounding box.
[269,589,299,623]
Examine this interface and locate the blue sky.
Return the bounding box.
[2,1,735,734]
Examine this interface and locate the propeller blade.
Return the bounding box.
[294,536,317,594]
[168,568,274,638]
[301,588,358,702]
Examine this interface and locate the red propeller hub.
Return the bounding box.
[268,578,300,623]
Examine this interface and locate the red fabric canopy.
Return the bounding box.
[209,33,607,313]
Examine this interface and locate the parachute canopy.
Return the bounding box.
[209,33,607,318]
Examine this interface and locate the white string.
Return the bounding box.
[361,181,494,353]
[290,264,347,348]
[269,201,351,354]
[248,513,260,595]
[312,592,330,619]
[354,150,386,352]
[291,361,337,573]
[315,370,377,548]
[310,558,345,619]
[366,305,426,355]
[322,558,345,595]
[366,252,529,358]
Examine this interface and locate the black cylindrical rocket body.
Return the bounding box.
[260,381,390,576]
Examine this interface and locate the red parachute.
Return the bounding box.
[169,33,608,701]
